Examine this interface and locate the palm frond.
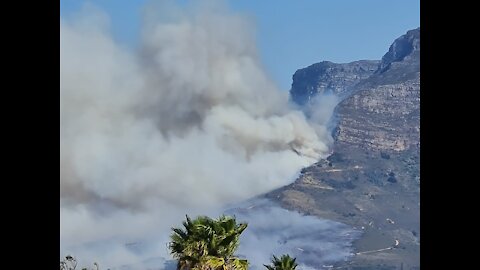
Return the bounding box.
[169,214,249,270]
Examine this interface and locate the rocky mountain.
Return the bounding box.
[290,60,380,105]
[376,28,420,75]
[335,27,420,154]
[267,28,420,270]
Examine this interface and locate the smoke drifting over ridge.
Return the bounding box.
[61,1,340,268]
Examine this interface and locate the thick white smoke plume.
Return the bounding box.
[227,199,360,270]
[61,1,341,268]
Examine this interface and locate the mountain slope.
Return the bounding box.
[267,27,420,270]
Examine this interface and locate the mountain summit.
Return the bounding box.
[377,27,420,74]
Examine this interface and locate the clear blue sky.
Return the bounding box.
[60,0,420,90]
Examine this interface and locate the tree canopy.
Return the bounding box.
[169,215,249,270]
[263,254,298,270]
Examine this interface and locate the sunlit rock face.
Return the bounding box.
[274,27,420,270]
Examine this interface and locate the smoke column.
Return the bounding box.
[60,1,342,268]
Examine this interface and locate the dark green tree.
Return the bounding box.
[169,215,248,270]
[263,254,298,270]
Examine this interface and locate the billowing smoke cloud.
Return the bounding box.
[226,199,360,270]
[304,93,341,140]
[60,1,342,268]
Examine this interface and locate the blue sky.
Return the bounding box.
[60,0,419,90]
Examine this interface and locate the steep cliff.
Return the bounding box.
[268,28,420,270]
[290,60,380,105]
[334,79,420,152]
[335,27,420,153]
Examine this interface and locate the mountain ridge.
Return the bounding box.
[268,27,420,270]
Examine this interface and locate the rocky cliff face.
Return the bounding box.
[377,28,420,75]
[335,27,420,153]
[334,79,420,152]
[290,60,380,105]
[267,28,420,270]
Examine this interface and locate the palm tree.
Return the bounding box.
[60,256,99,270]
[263,254,298,270]
[169,215,248,270]
[60,255,77,270]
